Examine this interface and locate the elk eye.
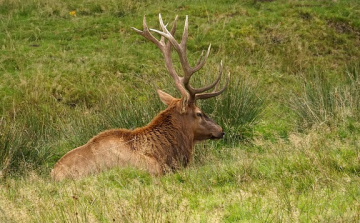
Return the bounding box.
[196,112,202,118]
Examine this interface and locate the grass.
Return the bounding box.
[1,0,360,222]
[289,63,360,129]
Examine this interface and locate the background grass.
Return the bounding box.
[1,0,360,222]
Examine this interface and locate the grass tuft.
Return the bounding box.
[290,63,360,129]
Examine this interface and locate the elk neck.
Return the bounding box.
[132,102,195,169]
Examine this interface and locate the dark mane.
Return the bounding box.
[90,101,178,143]
[131,101,194,172]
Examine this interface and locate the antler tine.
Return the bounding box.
[180,15,189,48]
[151,14,201,101]
[180,15,195,90]
[133,14,190,99]
[131,15,164,49]
[170,15,178,36]
[160,14,178,46]
[150,14,184,55]
[195,72,231,100]
[133,14,229,104]
[192,60,223,94]
[193,44,211,73]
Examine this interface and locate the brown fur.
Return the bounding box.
[51,95,224,181]
[51,15,228,181]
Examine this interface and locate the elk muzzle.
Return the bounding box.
[211,130,225,140]
[193,113,225,142]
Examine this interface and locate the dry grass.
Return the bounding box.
[1,127,359,222]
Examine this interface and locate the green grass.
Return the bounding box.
[1,0,360,222]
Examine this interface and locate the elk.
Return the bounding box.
[51,14,230,181]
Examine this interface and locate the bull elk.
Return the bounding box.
[51,14,230,181]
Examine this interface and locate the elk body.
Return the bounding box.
[51,14,229,181]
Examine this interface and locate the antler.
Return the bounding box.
[132,14,230,104]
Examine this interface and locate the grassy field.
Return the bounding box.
[1,0,360,222]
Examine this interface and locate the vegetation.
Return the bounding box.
[1,0,360,222]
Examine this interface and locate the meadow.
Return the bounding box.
[1,0,360,222]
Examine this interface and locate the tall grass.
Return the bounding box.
[0,0,266,176]
[290,63,360,129]
[0,72,263,176]
[200,75,264,143]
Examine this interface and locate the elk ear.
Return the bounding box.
[157,89,176,106]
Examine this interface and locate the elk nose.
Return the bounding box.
[221,132,225,138]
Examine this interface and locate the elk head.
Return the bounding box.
[132,14,230,142]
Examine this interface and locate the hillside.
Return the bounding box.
[1,0,360,222]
